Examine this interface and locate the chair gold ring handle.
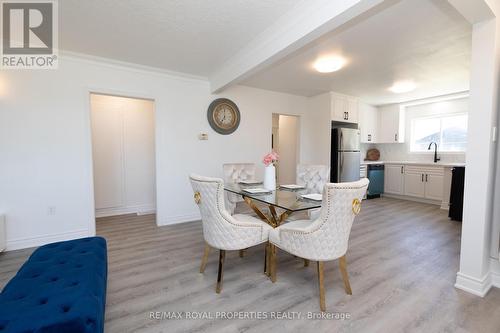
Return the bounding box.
[194,192,201,204]
[352,198,361,215]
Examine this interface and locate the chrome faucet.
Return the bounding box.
[428,142,440,163]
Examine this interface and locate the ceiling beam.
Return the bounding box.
[447,0,495,24]
[209,0,384,93]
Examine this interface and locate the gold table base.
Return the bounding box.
[243,196,294,282]
[243,197,291,228]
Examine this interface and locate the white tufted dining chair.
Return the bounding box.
[223,163,256,215]
[296,164,330,193]
[296,164,330,220]
[269,178,369,311]
[190,174,272,293]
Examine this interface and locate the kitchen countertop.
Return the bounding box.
[361,160,465,167]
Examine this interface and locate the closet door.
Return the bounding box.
[90,95,125,210]
[123,100,155,208]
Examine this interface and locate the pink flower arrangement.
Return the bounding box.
[262,151,279,167]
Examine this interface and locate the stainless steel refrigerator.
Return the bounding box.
[331,128,361,183]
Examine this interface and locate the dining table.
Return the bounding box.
[224,182,322,281]
[224,182,322,228]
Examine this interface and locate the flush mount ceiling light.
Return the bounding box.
[389,81,416,93]
[313,56,346,73]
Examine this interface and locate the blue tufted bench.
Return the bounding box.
[0,237,107,333]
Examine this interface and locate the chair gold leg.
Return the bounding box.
[216,250,225,294]
[199,243,210,273]
[317,261,326,312]
[339,255,352,295]
[304,259,310,267]
[270,244,277,283]
[239,249,246,258]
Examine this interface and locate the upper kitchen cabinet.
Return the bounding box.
[309,92,359,124]
[377,104,405,143]
[359,103,378,143]
[331,92,358,123]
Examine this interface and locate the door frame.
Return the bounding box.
[83,86,158,236]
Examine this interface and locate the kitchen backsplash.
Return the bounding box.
[361,143,466,164]
[360,95,468,165]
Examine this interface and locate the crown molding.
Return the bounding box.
[59,50,208,83]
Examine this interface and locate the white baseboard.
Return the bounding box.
[382,194,442,206]
[440,202,450,210]
[6,229,90,251]
[137,209,156,216]
[491,271,500,289]
[455,271,492,297]
[95,204,156,218]
[489,258,500,289]
[157,212,200,226]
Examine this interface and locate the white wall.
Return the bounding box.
[301,93,332,165]
[362,97,468,164]
[451,0,500,296]
[0,54,309,250]
[90,94,156,217]
[169,85,309,225]
[490,4,500,262]
[277,115,299,184]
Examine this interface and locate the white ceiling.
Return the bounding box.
[241,0,472,105]
[59,0,301,77]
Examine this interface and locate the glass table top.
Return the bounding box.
[224,183,322,212]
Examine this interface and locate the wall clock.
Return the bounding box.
[207,98,240,135]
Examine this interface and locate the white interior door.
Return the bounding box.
[277,114,299,184]
[91,101,124,209]
[91,94,155,217]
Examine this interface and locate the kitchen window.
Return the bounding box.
[410,113,468,152]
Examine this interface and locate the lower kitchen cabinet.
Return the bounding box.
[404,171,425,198]
[384,164,404,195]
[403,165,444,201]
[425,172,444,201]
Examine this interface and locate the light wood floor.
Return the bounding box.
[2,197,500,332]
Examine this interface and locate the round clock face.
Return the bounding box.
[207,98,240,135]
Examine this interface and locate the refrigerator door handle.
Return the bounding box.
[340,131,344,172]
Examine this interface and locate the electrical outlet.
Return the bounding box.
[47,206,56,215]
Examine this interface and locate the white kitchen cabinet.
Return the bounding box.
[359,103,378,143]
[378,104,405,143]
[425,172,444,201]
[382,163,452,207]
[330,92,358,124]
[309,92,359,125]
[403,166,444,201]
[404,171,425,198]
[384,164,404,195]
[360,165,368,178]
[345,97,359,123]
[360,165,368,199]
